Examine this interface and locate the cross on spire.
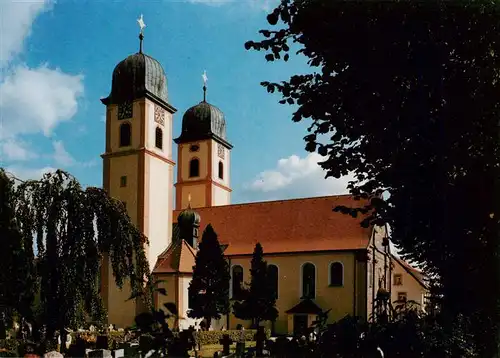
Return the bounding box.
[202,70,208,102]
[137,14,146,53]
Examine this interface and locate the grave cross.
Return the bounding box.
[219,334,233,356]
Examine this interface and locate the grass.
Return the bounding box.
[190,341,256,358]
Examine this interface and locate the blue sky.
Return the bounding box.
[0,0,352,205]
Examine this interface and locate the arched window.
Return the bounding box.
[218,161,224,180]
[119,123,131,147]
[329,262,344,287]
[268,264,279,299]
[232,265,244,300]
[189,158,200,178]
[301,263,316,299]
[155,127,163,150]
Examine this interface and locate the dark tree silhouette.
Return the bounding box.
[0,169,150,342]
[0,169,36,336]
[233,243,278,327]
[188,224,230,330]
[245,1,500,355]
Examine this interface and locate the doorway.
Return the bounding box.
[293,314,308,336]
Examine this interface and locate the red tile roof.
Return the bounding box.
[153,239,196,274]
[173,195,372,256]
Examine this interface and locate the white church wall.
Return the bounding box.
[213,185,231,206]
[211,140,231,188]
[146,155,173,271]
[178,276,201,330]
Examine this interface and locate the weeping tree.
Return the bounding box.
[0,168,36,338]
[0,168,151,342]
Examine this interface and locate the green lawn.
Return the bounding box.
[190,341,256,358]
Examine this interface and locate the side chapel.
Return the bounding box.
[99,23,427,334]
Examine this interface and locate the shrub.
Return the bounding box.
[194,329,271,346]
[70,331,128,350]
[0,340,19,357]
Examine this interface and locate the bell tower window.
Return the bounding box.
[189,158,200,178]
[119,123,131,147]
[155,127,163,150]
[218,161,224,180]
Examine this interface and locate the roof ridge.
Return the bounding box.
[173,194,365,211]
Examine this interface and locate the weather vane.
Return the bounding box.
[137,14,146,53]
[202,70,208,102]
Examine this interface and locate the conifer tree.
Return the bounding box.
[187,224,230,330]
[233,243,278,327]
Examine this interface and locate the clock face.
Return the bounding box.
[217,143,225,159]
[190,144,200,152]
[118,102,133,120]
[154,105,165,126]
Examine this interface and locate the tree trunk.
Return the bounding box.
[204,317,211,331]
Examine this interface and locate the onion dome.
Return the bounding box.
[174,77,232,148]
[101,53,168,105]
[177,204,201,229]
[101,25,174,110]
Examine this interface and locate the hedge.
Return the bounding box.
[194,329,271,346]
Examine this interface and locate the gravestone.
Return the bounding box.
[43,351,63,358]
[123,343,140,358]
[272,337,288,358]
[88,349,112,358]
[113,348,124,358]
[96,335,108,350]
[66,337,86,358]
[220,334,233,356]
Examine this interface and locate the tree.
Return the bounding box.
[245,1,500,355]
[0,169,35,336]
[187,224,230,330]
[0,169,150,344]
[233,243,278,327]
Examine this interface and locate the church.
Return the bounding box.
[98,24,427,335]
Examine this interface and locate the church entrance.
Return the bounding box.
[293,314,308,337]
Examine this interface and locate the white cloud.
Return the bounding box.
[0,64,84,138]
[0,138,36,161]
[0,0,53,67]
[52,140,75,166]
[187,0,234,5]
[186,0,278,10]
[4,166,56,181]
[244,152,355,201]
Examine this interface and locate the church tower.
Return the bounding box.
[174,76,233,209]
[100,20,176,327]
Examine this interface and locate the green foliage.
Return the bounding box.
[232,243,278,327]
[313,311,477,357]
[0,340,19,356]
[193,329,270,346]
[247,0,500,354]
[0,170,36,325]
[187,225,230,330]
[70,331,128,350]
[0,169,150,338]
